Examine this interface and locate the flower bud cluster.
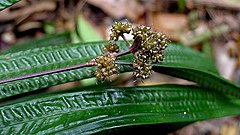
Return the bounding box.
[132,25,168,79]
[94,53,119,81]
[103,41,119,53]
[133,59,152,79]
[94,22,133,81]
[110,22,133,41]
[94,21,169,81]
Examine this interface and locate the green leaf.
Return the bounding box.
[0,84,239,134]
[0,39,238,101]
[120,47,240,99]
[0,0,20,11]
[119,44,218,74]
[202,41,214,60]
[0,42,218,99]
[0,41,127,99]
[43,22,56,35]
[153,67,240,98]
[119,44,240,97]
[72,15,103,43]
[178,0,185,12]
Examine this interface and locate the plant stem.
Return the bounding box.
[116,36,141,57]
[0,63,93,84]
[0,36,142,84]
[121,34,131,46]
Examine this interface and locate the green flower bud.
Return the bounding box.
[103,41,119,53]
[110,22,133,41]
[131,24,169,79]
[94,53,119,81]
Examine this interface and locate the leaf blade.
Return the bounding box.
[0,42,217,99]
[153,67,240,97]
[0,0,20,11]
[0,85,239,134]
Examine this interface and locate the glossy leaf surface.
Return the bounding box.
[0,41,219,99]
[0,0,20,10]
[0,85,239,134]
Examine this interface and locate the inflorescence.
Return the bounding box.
[94,53,119,81]
[0,21,169,84]
[94,21,169,81]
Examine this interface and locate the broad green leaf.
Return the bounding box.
[0,41,127,99]
[153,67,240,98]
[0,42,218,99]
[0,0,20,11]
[119,58,240,98]
[0,85,239,134]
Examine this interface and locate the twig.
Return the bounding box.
[121,34,131,46]
[116,36,141,57]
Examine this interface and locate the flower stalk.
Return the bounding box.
[0,21,169,84]
[0,36,142,84]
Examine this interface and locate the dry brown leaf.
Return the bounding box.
[0,0,56,22]
[87,0,144,21]
[152,13,188,41]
